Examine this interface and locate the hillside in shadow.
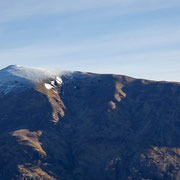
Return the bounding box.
[0,72,180,179]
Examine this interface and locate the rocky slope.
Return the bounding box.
[0,65,180,180]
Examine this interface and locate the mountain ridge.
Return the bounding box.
[0,65,179,85]
[0,65,180,179]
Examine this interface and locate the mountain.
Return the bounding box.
[0,65,180,180]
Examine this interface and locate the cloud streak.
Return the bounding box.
[0,0,180,23]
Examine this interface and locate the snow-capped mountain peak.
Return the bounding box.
[0,65,66,95]
[1,65,58,82]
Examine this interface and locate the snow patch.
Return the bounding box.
[44,83,53,90]
[51,81,55,86]
[56,77,63,85]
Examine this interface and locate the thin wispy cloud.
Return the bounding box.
[0,23,179,81]
[0,24,179,56]
[0,0,180,22]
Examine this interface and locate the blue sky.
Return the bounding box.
[0,0,180,81]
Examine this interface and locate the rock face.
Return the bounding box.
[0,66,180,180]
